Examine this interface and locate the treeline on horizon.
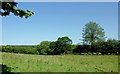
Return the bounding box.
[1,36,120,55]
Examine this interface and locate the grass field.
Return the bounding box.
[1,52,118,72]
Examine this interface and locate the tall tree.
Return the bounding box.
[49,36,72,55]
[0,0,34,18]
[82,21,106,53]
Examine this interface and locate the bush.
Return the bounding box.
[87,52,92,55]
[83,53,88,55]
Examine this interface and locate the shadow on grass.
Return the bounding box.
[0,64,19,74]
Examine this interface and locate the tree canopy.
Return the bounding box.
[82,21,106,45]
[53,36,72,54]
[82,22,106,54]
[0,0,34,18]
[36,37,73,55]
[37,41,51,55]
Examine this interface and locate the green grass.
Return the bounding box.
[1,52,118,72]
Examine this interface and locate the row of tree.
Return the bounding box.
[2,45,39,54]
[73,39,120,55]
[37,36,72,55]
[36,37,120,55]
[2,36,120,55]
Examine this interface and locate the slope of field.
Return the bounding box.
[1,52,118,72]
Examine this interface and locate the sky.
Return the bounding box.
[2,2,118,45]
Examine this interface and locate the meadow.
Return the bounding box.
[1,52,118,72]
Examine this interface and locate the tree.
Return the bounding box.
[37,41,51,55]
[106,38,119,54]
[0,0,34,18]
[72,45,83,54]
[82,21,106,54]
[117,40,120,55]
[49,41,57,55]
[94,40,108,54]
[51,36,72,55]
[94,39,119,55]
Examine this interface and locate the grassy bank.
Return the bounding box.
[1,52,118,72]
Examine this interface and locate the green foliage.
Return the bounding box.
[94,39,119,55]
[1,64,12,73]
[37,41,51,55]
[53,36,72,55]
[94,41,107,53]
[2,45,37,54]
[1,38,119,55]
[1,1,34,18]
[106,39,119,54]
[72,45,82,54]
[37,36,73,55]
[82,21,106,45]
[49,41,57,54]
[87,52,92,55]
[72,45,91,54]
[82,21,106,54]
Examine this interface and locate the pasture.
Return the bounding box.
[1,52,118,72]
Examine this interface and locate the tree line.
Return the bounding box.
[1,37,120,55]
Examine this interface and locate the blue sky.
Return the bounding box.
[2,2,118,45]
